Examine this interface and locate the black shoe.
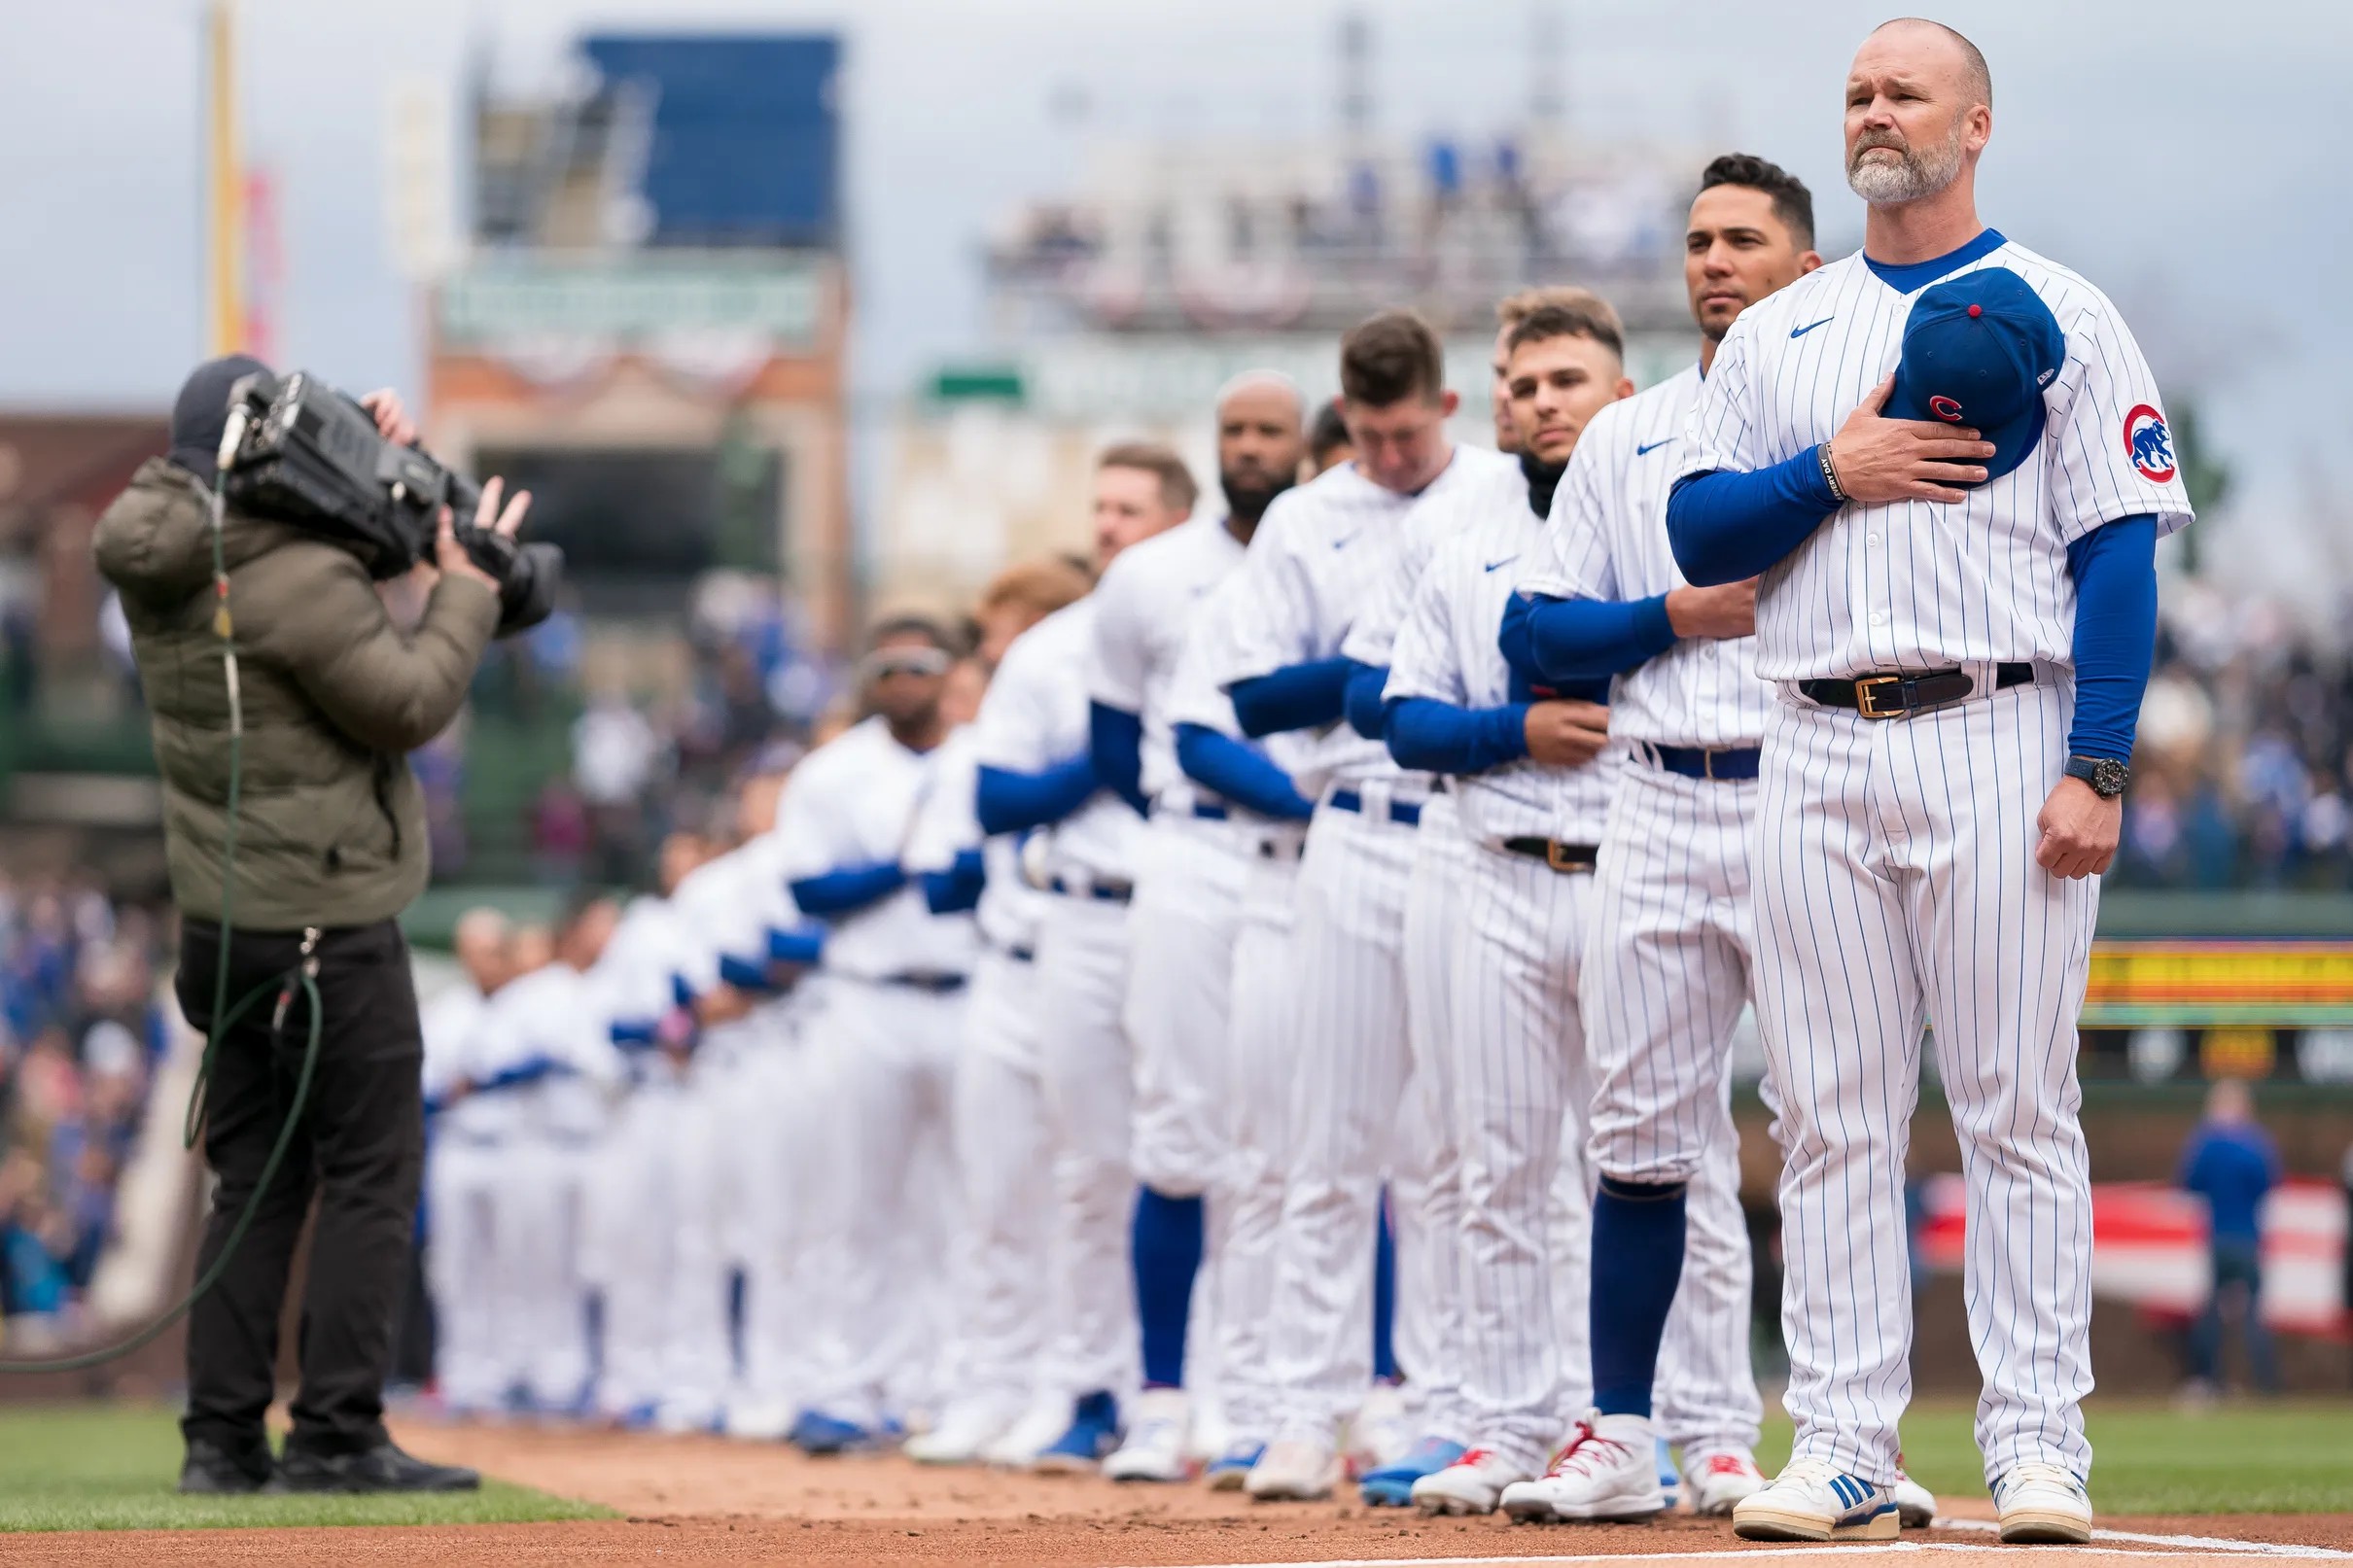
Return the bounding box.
[179,1438,274,1494]
[269,1441,480,1494]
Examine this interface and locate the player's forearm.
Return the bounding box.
[1666,449,1842,585]
[974,755,1098,836]
[1343,662,1389,740]
[767,923,825,966]
[1384,696,1531,776]
[1174,721,1315,820]
[1513,592,1676,681]
[1227,657,1353,737]
[1087,702,1150,817]
[789,860,907,917]
[2062,515,2159,760]
[920,848,987,914]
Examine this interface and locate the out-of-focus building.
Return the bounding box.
[418,34,852,661]
[881,78,1707,607]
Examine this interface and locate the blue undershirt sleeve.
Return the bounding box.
[1666,447,1842,586]
[717,953,779,993]
[1229,657,1353,738]
[974,755,1098,837]
[766,923,825,966]
[2062,515,2159,762]
[1088,702,1150,817]
[1384,697,1531,776]
[1519,593,1678,682]
[789,861,907,918]
[1344,662,1389,740]
[921,847,988,914]
[1174,722,1315,821]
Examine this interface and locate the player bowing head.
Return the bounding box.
[1845,17,1992,207]
[1336,310,1457,496]
[1092,442,1197,569]
[1688,154,1823,351]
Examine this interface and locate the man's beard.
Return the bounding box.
[1221,466,1298,526]
[1846,122,1964,204]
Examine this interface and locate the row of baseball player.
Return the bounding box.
[420,17,2188,1549]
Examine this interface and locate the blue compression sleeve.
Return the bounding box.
[670,972,696,1010]
[1666,448,1841,586]
[1175,722,1315,821]
[2063,515,2159,760]
[1385,697,1530,776]
[767,923,825,966]
[475,1054,567,1094]
[974,756,1097,836]
[1229,657,1352,737]
[1088,702,1150,817]
[718,953,779,994]
[609,1019,657,1049]
[790,861,906,918]
[921,848,988,914]
[1343,662,1389,740]
[1518,593,1677,682]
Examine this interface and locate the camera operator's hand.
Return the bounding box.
[357,389,418,448]
[433,476,532,590]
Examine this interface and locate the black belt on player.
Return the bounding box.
[1799,662,2035,720]
[1256,836,1304,862]
[1500,838,1599,874]
[880,971,968,994]
[1047,874,1134,904]
[1642,744,1762,782]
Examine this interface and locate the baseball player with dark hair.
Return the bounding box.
[1662,21,2186,1544]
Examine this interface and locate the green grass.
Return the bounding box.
[0,1406,614,1532]
[1751,1399,2353,1516]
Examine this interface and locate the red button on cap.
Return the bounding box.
[1967,303,1984,318]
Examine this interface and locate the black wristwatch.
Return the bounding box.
[2064,754,2129,799]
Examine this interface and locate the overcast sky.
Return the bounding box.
[2,0,2343,596]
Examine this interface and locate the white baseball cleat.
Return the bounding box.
[721,1399,795,1442]
[1994,1462,2093,1544]
[1893,1463,1939,1528]
[1103,1388,1192,1482]
[1348,1382,1415,1472]
[1500,1412,1665,1523]
[1683,1446,1769,1516]
[1244,1438,1343,1502]
[979,1396,1069,1469]
[905,1399,1015,1465]
[1732,1456,1899,1542]
[1409,1447,1531,1516]
[1204,1439,1266,1492]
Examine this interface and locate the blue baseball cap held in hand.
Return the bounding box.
[1887,266,2064,483]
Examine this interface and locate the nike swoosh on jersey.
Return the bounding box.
[1790,317,1835,338]
[1634,439,1671,455]
[1483,556,1520,573]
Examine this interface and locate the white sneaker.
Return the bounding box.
[1894,1464,1938,1529]
[1205,1439,1266,1492]
[1244,1438,1343,1502]
[1732,1456,1899,1542]
[1103,1388,1192,1482]
[1994,1461,2092,1544]
[1500,1412,1665,1523]
[1410,1447,1530,1516]
[1347,1382,1414,1471]
[979,1396,1069,1469]
[905,1399,1016,1465]
[721,1399,795,1442]
[1684,1446,1768,1516]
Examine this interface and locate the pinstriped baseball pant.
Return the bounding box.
[1751,683,2096,1489]
[1581,761,1766,1457]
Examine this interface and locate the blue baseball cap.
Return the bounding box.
[1886,266,2064,482]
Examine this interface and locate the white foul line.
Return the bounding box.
[1937,1518,2353,1559]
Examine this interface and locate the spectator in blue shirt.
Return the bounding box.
[2178,1078,2282,1394]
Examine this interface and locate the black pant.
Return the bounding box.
[175,917,425,1461]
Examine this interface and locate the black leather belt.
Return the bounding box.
[1645,744,1762,782]
[1329,788,1422,827]
[1800,662,2034,719]
[1047,874,1134,903]
[1500,838,1599,873]
[880,972,968,994]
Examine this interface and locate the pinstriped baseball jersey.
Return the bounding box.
[1211,447,1517,797]
[969,597,1143,883]
[1383,502,1617,847]
[1339,450,1524,668]
[1090,512,1247,807]
[1520,365,1775,750]
[1682,239,2194,680]
[904,725,1046,954]
[1165,573,1318,806]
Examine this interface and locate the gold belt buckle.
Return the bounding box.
[1544,841,1587,873]
[1852,674,1905,720]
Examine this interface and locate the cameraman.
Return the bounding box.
[92,355,529,1494]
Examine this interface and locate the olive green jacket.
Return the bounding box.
[92,458,499,931]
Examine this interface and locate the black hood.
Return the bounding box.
[167,354,270,476]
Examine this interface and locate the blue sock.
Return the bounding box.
[1371,1192,1398,1381]
[1132,1187,1205,1388]
[1589,1175,1687,1418]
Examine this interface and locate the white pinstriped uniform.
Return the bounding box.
[971,597,1149,1402]
[1212,447,1518,1444]
[1383,482,1623,1473]
[1520,365,1769,1461]
[1165,576,1317,1447]
[1681,238,2193,1487]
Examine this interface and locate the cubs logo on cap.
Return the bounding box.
[1886,265,2065,484]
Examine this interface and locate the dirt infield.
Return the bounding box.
[10,1421,2352,1566]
